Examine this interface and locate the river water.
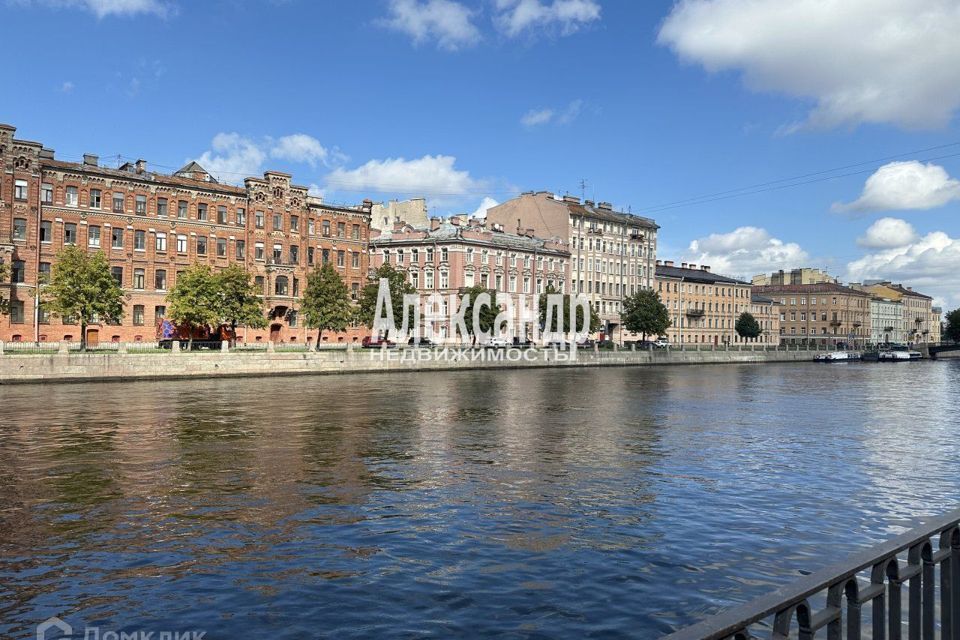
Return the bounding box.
[1,361,958,639]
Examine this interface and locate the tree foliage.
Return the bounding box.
[621,289,671,340]
[735,311,762,339]
[0,262,9,316]
[167,264,221,348]
[945,308,960,343]
[537,284,602,334]
[355,263,416,329]
[459,286,499,342]
[302,263,353,346]
[44,247,124,350]
[214,264,266,339]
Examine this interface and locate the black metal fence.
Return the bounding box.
[664,508,960,640]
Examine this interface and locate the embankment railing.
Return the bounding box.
[664,508,960,640]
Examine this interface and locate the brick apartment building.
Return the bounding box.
[369,216,570,342]
[0,124,371,345]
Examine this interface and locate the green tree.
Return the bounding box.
[302,263,353,347]
[537,284,602,334]
[945,308,960,343]
[621,289,671,341]
[459,285,499,344]
[214,264,266,344]
[355,263,416,331]
[0,262,9,316]
[735,311,762,340]
[167,264,220,349]
[44,246,124,351]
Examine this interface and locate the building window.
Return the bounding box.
[112,227,123,248]
[134,230,146,251]
[425,270,434,289]
[255,211,264,228]
[273,244,282,262]
[156,232,167,252]
[195,203,207,221]
[255,242,264,260]
[293,277,300,297]
[133,305,144,326]
[441,248,448,262]
[441,271,449,289]
[412,249,419,263]
[351,282,359,300]
[136,195,147,215]
[64,223,78,245]
[322,249,329,265]
[177,234,187,253]
[13,218,27,241]
[352,224,360,240]
[155,269,167,290]
[133,268,145,289]
[290,215,299,232]
[289,310,298,327]
[155,305,166,323]
[111,266,123,286]
[41,183,53,204]
[14,179,28,201]
[39,262,51,283]
[217,238,227,257]
[113,193,125,213]
[308,247,315,265]
[290,245,299,264]
[397,249,404,264]
[275,276,288,296]
[89,188,101,209]
[352,252,360,268]
[197,237,207,255]
[322,220,330,236]
[10,301,24,324]
[218,206,227,224]
[178,200,188,219]
[237,208,246,226]
[235,239,245,260]
[88,225,101,247]
[157,197,168,217]
[337,222,345,238]
[337,250,345,267]
[273,213,283,231]
[11,260,25,283]
[255,276,265,293]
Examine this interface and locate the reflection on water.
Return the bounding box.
[1,362,958,639]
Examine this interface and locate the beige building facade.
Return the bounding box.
[752,268,836,286]
[655,261,779,346]
[853,282,934,344]
[370,198,428,232]
[754,283,871,347]
[486,191,658,340]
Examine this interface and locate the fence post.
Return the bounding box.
[171,340,181,353]
[58,341,69,354]
[221,340,229,353]
[0,341,4,355]
[267,340,276,353]
[118,342,128,354]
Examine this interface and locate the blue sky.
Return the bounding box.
[3,0,959,306]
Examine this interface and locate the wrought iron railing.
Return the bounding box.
[664,508,960,640]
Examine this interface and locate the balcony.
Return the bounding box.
[829,319,842,327]
[685,308,705,318]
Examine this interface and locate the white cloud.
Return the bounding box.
[16,0,175,18]
[833,161,960,213]
[657,0,960,130]
[520,99,583,127]
[857,218,920,249]
[521,108,554,127]
[684,226,810,279]
[471,196,498,219]
[270,134,329,168]
[846,230,960,308]
[195,133,267,183]
[495,0,600,37]
[307,184,326,200]
[60,81,74,93]
[325,154,480,196]
[380,0,481,51]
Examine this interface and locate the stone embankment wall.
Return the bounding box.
[0,345,818,385]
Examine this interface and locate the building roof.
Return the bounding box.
[882,283,933,300]
[656,263,749,286]
[43,158,247,196]
[751,293,777,304]
[564,201,659,230]
[371,220,569,254]
[753,282,871,297]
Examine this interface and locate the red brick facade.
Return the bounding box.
[0,124,371,345]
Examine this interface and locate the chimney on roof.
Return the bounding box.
[689,263,697,270]
[135,159,147,174]
[598,202,612,211]
[681,262,688,269]
[656,259,662,266]
[361,198,373,214]
[526,228,535,238]
[83,154,98,167]
[585,199,595,207]
[701,265,710,272]
[562,195,580,204]
[664,260,674,267]
[430,216,441,231]
[39,147,55,160]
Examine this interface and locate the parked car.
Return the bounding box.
[512,337,534,347]
[362,336,396,348]
[484,337,510,348]
[408,337,434,346]
[654,337,669,348]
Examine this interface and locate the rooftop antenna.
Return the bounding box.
[579,178,588,201]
